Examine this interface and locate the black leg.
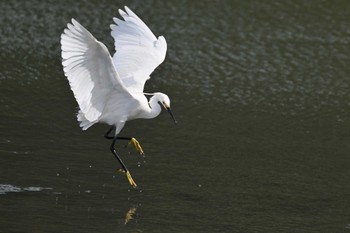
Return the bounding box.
[110,135,137,187]
[104,127,139,187]
[105,127,132,142]
[116,136,133,148]
[104,126,116,139]
[110,136,128,172]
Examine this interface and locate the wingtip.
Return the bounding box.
[68,18,86,33]
[124,6,135,16]
[118,8,126,16]
[118,6,137,19]
[69,18,79,29]
[71,18,83,27]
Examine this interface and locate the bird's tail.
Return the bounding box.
[77,110,96,130]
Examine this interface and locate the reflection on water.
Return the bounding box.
[0,184,52,195]
[124,206,137,225]
[0,184,21,194]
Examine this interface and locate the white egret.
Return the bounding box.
[61,6,177,188]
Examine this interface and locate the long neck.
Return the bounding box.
[143,96,162,119]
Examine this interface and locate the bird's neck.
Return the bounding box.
[143,96,162,119]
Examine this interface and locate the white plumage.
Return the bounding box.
[111,7,167,94]
[60,6,176,187]
[61,6,172,133]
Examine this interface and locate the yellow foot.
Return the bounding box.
[118,169,137,188]
[128,138,144,155]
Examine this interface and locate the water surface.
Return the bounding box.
[1,0,350,232]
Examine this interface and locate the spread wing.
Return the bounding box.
[110,6,167,94]
[61,19,132,122]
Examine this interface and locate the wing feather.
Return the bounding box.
[110,6,167,93]
[61,18,130,123]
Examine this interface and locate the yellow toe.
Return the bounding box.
[128,138,145,155]
[118,169,137,188]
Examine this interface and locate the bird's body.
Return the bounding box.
[88,92,168,134]
[61,6,176,187]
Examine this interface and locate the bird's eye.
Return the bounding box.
[158,101,168,109]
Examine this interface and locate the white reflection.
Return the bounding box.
[0,184,51,194]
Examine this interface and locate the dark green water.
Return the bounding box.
[1,0,350,232]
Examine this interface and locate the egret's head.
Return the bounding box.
[154,93,170,108]
[153,92,177,124]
